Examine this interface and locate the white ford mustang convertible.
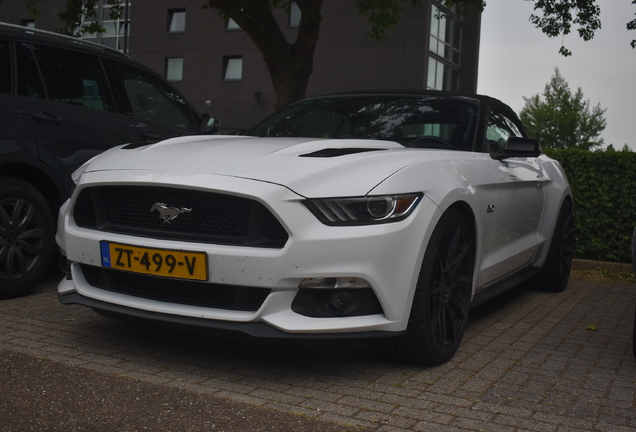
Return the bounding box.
[56,91,574,365]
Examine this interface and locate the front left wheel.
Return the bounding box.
[0,177,56,298]
[381,208,475,365]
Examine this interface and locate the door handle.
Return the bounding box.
[32,112,64,124]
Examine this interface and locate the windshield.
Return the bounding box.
[246,96,480,150]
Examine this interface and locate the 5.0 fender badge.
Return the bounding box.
[151,202,192,223]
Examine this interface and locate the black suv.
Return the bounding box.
[0,23,210,297]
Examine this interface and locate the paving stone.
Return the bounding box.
[300,398,360,417]
[0,272,635,431]
[356,410,418,429]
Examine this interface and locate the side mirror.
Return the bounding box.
[491,137,542,160]
[201,114,220,134]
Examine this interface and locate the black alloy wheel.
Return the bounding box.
[537,199,574,292]
[383,208,475,365]
[0,177,55,298]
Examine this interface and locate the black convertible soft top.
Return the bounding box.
[314,89,521,125]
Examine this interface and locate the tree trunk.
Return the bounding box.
[208,0,323,110]
[264,42,319,110]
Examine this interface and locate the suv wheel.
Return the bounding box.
[0,177,55,298]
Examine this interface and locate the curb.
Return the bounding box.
[572,258,633,273]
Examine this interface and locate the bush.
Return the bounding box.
[544,148,636,263]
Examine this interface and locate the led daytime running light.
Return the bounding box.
[299,277,371,289]
[304,193,422,226]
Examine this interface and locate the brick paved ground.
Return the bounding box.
[0,272,635,431]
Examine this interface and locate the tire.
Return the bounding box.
[632,227,636,358]
[0,176,56,298]
[633,305,636,358]
[382,208,475,365]
[537,199,574,293]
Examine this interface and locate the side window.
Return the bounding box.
[22,43,115,111]
[0,41,10,94]
[486,111,522,152]
[16,43,45,99]
[112,61,196,131]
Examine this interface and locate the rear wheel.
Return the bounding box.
[382,208,475,365]
[0,177,56,298]
[537,199,574,292]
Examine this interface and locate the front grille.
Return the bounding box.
[73,186,288,248]
[81,264,271,311]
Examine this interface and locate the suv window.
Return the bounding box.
[113,61,196,130]
[20,43,115,111]
[0,41,9,94]
[16,43,46,99]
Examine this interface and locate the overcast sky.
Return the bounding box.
[477,0,636,149]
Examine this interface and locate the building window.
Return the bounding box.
[223,56,243,81]
[428,3,461,91]
[289,2,301,27]
[427,57,458,91]
[21,19,35,28]
[80,1,131,53]
[168,9,186,33]
[166,57,184,82]
[226,18,240,30]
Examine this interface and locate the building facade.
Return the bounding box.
[0,0,481,131]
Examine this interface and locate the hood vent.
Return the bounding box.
[122,141,155,150]
[300,148,386,158]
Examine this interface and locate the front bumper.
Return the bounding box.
[57,170,442,335]
[57,287,405,340]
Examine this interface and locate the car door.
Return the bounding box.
[14,41,146,176]
[0,39,41,161]
[14,41,202,177]
[478,110,547,286]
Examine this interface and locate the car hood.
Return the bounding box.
[82,135,429,197]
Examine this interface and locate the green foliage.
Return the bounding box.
[545,147,636,263]
[520,68,606,150]
[15,0,635,55]
[355,0,421,41]
[26,0,44,19]
[353,0,485,41]
[56,0,122,37]
[529,0,601,56]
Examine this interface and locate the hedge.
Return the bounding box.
[544,148,636,263]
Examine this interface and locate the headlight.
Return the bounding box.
[304,193,422,226]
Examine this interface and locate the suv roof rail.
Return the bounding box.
[0,21,129,58]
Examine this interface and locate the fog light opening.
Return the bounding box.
[323,290,350,316]
[292,287,384,318]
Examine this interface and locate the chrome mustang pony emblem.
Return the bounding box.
[151,202,192,224]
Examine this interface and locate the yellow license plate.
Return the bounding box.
[100,241,208,281]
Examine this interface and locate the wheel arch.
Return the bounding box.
[402,199,478,318]
[437,200,478,269]
[380,199,478,365]
[0,161,68,217]
[535,192,574,269]
[445,200,477,244]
